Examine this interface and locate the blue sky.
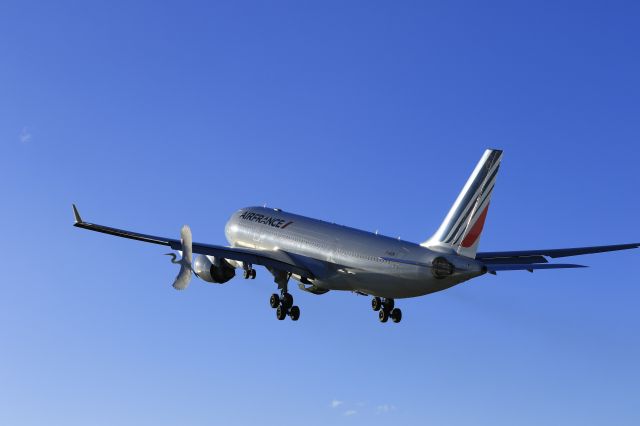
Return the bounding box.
[1,1,639,424]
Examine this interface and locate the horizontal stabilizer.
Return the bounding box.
[486,263,587,273]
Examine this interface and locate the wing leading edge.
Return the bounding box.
[71,205,316,279]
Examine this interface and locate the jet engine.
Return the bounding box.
[193,254,236,284]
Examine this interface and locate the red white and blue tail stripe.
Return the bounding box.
[423,149,503,258]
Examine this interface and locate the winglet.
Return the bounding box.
[72,204,83,224]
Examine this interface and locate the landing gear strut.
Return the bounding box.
[243,265,256,279]
[372,297,402,324]
[268,269,300,321]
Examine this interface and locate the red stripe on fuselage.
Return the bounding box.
[461,203,490,248]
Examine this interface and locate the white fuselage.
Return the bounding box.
[224,207,486,299]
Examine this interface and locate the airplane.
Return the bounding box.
[72,149,638,323]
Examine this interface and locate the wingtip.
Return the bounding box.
[72,204,82,224]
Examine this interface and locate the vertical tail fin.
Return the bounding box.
[422,149,503,258]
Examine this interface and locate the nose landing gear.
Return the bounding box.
[243,266,256,279]
[371,297,402,323]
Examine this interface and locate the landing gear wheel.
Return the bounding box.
[276,305,287,320]
[371,297,382,311]
[270,293,280,309]
[250,269,256,279]
[383,298,394,311]
[379,309,389,323]
[289,306,300,321]
[281,292,294,309]
[390,308,402,323]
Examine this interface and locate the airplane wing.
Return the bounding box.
[477,243,640,261]
[380,256,590,274]
[477,243,639,273]
[484,263,587,273]
[71,205,316,279]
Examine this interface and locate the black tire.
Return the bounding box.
[390,308,402,323]
[371,297,382,311]
[281,292,294,309]
[276,305,287,320]
[270,293,280,309]
[289,306,300,321]
[250,269,257,279]
[379,309,389,323]
[243,269,250,279]
[383,298,394,311]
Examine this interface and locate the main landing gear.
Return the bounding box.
[371,297,402,323]
[268,268,300,321]
[270,291,300,321]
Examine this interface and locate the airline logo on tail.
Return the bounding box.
[460,202,491,248]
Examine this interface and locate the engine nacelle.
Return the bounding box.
[193,254,236,284]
